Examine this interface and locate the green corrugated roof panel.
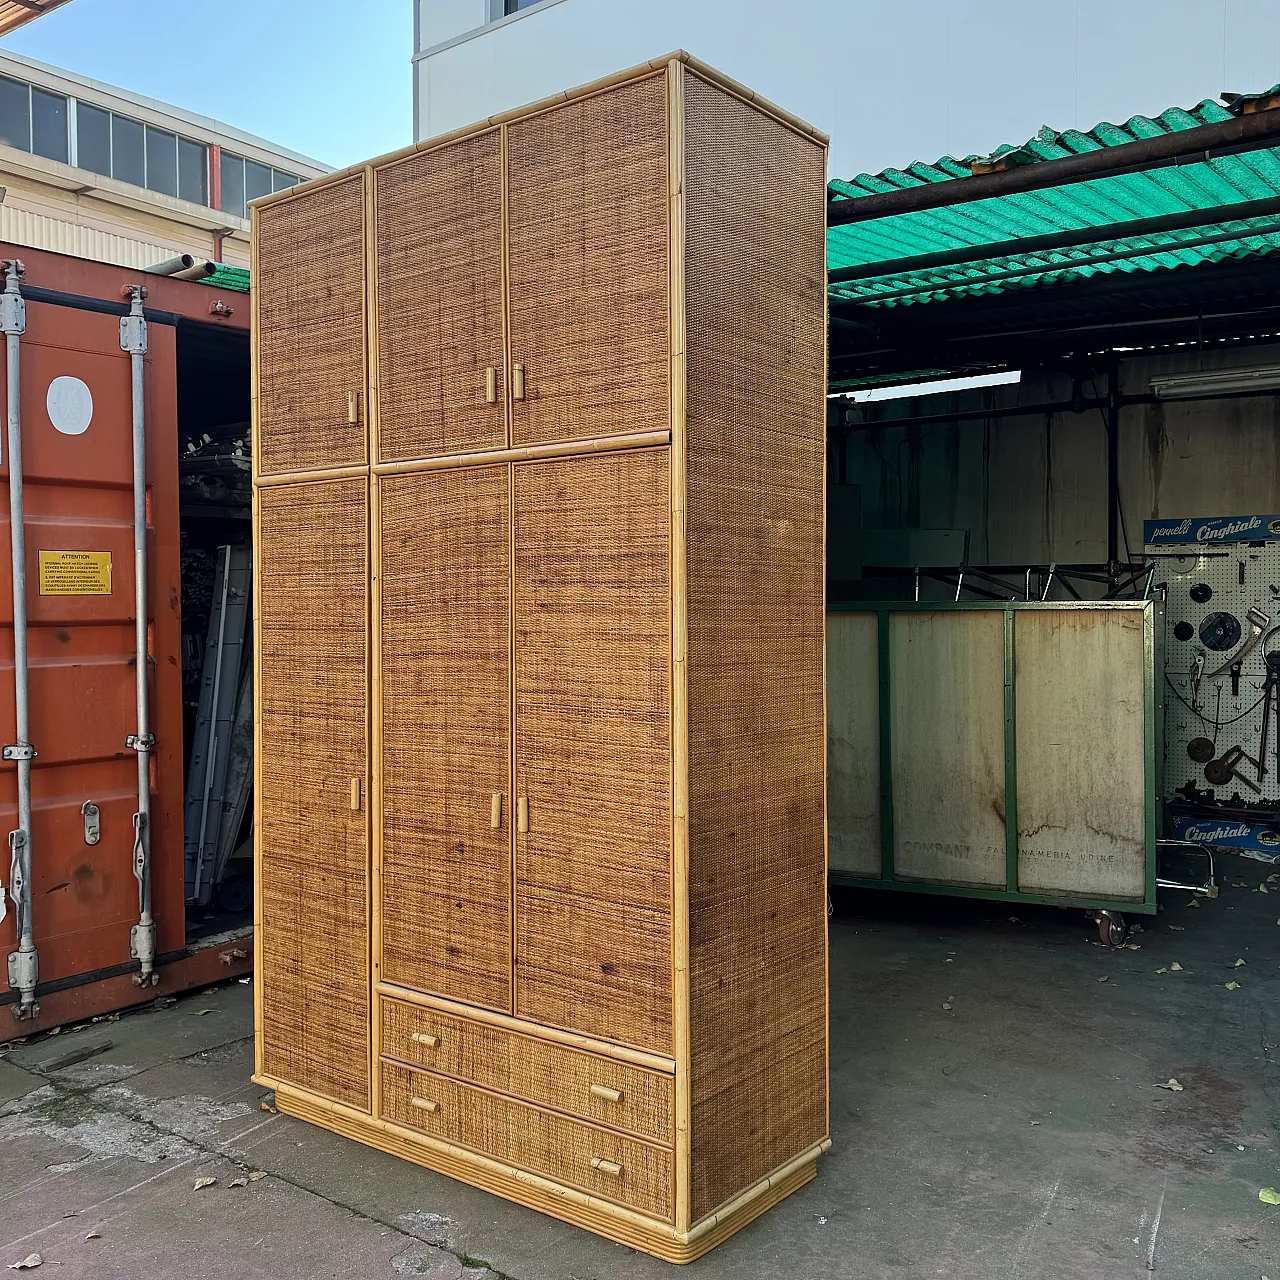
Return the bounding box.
[199,263,250,293]
[828,93,1280,309]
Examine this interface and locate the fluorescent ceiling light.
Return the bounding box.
[1150,364,1280,398]
[846,369,1021,404]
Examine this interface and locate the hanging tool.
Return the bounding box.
[1258,635,1280,781]
[1206,606,1271,679]
[1204,745,1262,793]
[1190,652,1205,713]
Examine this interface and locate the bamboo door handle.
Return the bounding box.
[350,778,361,811]
[517,796,528,833]
[491,792,503,829]
[347,390,359,424]
[590,1157,623,1177]
[410,1096,439,1113]
[410,1031,439,1048]
[513,363,526,401]
[589,1083,623,1103]
[485,366,497,404]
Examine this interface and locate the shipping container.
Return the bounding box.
[0,242,253,1033]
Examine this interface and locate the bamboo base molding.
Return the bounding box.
[261,1077,829,1264]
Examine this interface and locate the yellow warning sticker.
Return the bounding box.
[38,550,112,596]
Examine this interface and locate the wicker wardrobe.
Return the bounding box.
[251,53,828,1263]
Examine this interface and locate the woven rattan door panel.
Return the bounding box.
[379,467,511,1010]
[375,132,507,462]
[512,450,672,1055]
[506,74,669,446]
[256,175,366,475]
[258,479,369,1109]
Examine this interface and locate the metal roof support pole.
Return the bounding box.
[121,285,158,987]
[1,259,37,1019]
[1106,364,1121,588]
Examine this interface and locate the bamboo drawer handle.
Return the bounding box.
[589,1083,623,1104]
[410,1031,439,1048]
[517,796,528,833]
[485,366,497,404]
[347,390,359,424]
[410,1096,439,1113]
[350,778,361,811]
[490,792,503,829]
[513,362,526,401]
[590,1156,623,1177]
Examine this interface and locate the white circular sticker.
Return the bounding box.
[46,376,93,436]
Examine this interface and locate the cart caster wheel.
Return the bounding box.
[1097,911,1126,949]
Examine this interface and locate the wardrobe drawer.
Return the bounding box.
[380,997,674,1146]
[382,1060,674,1222]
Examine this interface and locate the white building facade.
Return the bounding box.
[0,50,328,271]
[414,0,1280,179]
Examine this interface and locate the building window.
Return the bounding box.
[219,151,299,218]
[74,100,208,204]
[0,74,69,163]
[503,0,544,12]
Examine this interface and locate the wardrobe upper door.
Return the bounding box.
[506,74,670,448]
[256,174,366,476]
[379,465,512,1012]
[512,448,673,1056]
[375,130,507,463]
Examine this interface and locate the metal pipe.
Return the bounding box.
[171,260,216,282]
[1106,366,1121,583]
[121,286,157,986]
[827,106,1280,226]
[144,254,195,276]
[1,260,36,1019]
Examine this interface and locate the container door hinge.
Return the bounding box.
[119,286,148,354]
[126,733,156,752]
[81,800,100,846]
[2,743,35,761]
[7,946,37,1011]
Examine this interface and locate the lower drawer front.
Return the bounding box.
[381,1060,674,1222]
[380,997,673,1145]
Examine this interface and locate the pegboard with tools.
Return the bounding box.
[1146,515,1280,814]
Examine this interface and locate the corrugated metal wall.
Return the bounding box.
[838,347,1280,573]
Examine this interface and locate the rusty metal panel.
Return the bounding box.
[825,611,880,877]
[1015,608,1147,901]
[0,299,185,986]
[889,610,1007,887]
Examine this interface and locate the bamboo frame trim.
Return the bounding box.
[255,463,371,487]
[819,133,831,1148]
[250,202,264,1084]
[265,1078,827,1262]
[248,51,827,217]
[378,982,675,1073]
[666,57,692,1238]
[364,163,382,1121]
[371,431,671,477]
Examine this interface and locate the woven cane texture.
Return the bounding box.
[380,468,511,1010]
[506,75,669,447]
[259,479,369,1109]
[382,1060,675,1221]
[257,175,366,475]
[381,997,674,1145]
[376,133,507,462]
[682,73,829,1221]
[513,450,672,1055]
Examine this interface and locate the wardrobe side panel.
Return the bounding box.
[682,71,829,1222]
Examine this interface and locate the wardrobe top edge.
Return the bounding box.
[249,52,828,218]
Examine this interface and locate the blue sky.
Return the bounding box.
[1,0,413,168]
